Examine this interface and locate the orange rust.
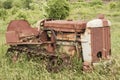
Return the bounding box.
[44,20,86,32]
[6,17,111,72]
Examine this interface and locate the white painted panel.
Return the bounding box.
[81,29,92,63]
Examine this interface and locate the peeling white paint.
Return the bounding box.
[87,19,111,28]
[81,18,111,63]
[81,29,92,63]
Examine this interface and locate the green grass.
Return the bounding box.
[0,1,120,80]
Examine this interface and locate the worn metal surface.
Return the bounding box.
[6,17,111,72]
[41,19,85,56]
[82,16,111,64]
[91,27,111,62]
[6,31,19,43]
[56,32,76,41]
[7,20,39,38]
[6,20,41,44]
[44,20,86,32]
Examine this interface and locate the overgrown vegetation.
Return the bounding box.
[45,0,70,19]
[0,0,120,80]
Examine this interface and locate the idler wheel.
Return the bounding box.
[6,47,19,62]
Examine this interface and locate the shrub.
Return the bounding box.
[46,0,70,19]
[0,1,2,8]
[12,0,32,9]
[2,0,13,9]
[90,0,103,6]
[23,0,32,9]
[16,10,27,19]
[0,8,7,20]
[12,0,23,8]
[78,0,84,2]
[109,2,117,9]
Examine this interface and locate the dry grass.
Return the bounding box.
[0,1,120,80]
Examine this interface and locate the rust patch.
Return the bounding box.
[6,20,40,44]
[44,20,86,32]
[6,31,19,43]
[91,27,111,62]
[7,20,39,38]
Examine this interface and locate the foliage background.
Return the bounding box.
[45,0,70,19]
[0,0,120,80]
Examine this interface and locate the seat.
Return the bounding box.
[7,20,39,38]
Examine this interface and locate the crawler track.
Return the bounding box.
[6,45,70,72]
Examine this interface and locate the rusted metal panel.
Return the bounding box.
[46,44,55,53]
[6,41,54,45]
[7,20,39,38]
[91,28,103,62]
[102,19,109,27]
[56,33,76,41]
[44,20,86,32]
[103,27,111,59]
[7,20,31,31]
[6,31,19,43]
[39,31,48,42]
[90,27,111,62]
[6,20,40,45]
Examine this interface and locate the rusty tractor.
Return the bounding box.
[6,15,111,72]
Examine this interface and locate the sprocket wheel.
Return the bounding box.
[46,56,64,73]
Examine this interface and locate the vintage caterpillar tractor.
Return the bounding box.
[6,15,111,72]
